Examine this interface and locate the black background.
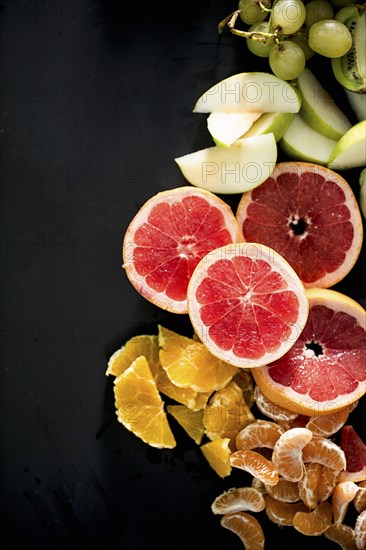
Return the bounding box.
[1,0,365,548]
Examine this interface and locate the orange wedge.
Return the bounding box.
[200,438,232,478]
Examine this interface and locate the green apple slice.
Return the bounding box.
[328,120,366,170]
[174,133,277,194]
[280,114,337,165]
[344,88,366,122]
[296,67,352,140]
[207,112,262,147]
[193,72,301,114]
[359,167,366,219]
[242,112,295,142]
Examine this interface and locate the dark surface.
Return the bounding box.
[0,1,365,548]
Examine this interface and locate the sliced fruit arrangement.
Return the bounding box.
[236,162,364,288]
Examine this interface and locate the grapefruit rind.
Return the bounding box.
[252,288,366,416]
[122,186,241,314]
[187,242,309,369]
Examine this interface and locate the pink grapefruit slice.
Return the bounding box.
[339,425,366,483]
[186,242,309,369]
[122,186,240,314]
[236,162,363,288]
[252,288,366,416]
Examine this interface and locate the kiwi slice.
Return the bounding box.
[331,5,366,93]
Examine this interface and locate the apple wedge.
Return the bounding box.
[296,67,352,140]
[344,88,366,122]
[174,133,277,194]
[207,112,262,147]
[328,120,366,170]
[193,72,301,114]
[280,114,337,165]
[243,111,295,142]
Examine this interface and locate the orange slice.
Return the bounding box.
[332,481,360,524]
[264,478,300,503]
[354,510,366,550]
[235,419,285,451]
[203,380,255,441]
[302,436,347,471]
[122,186,240,314]
[253,288,366,416]
[265,495,309,526]
[293,501,333,535]
[325,524,357,550]
[200,437,232,478]
[211,487,265,515]
[230,449,279,486]
[166,405,204,445]
[158,325,237,393]
[233,370,255,408]
[236,161,363,288]
[272,427,313,482]
[220,512,265,550]
[114,356,176,449]
[187,242,309,369]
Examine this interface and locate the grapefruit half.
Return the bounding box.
[187,242,309,369]
[252,288,366,416]
[122,186,240,314]
[236,162,363,288]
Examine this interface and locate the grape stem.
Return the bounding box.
[218,10,279,43]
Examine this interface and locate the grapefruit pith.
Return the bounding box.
[252,288,366,416]
[187,242,309,369]
[236,162,363,288]
[122,186,241,314]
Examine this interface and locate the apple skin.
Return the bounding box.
[280,114,337,165]
[344,88,366,122]
[193,72,301,114]
[328,120,366,170]
[207,112,262,147]
[296,68,352,140]
[243,112,295,142]
[174,133,277,194]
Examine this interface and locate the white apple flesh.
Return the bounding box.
[193,72,301,114]
[207,112,262,147]
[243,111,295,142]
[174,133,277,194]
[296,67,352,140]
[280,114,338,165]
[328,120,366,170]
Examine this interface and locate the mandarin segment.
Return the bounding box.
[354,510,366,550]
[211,487,265,515]
[114,356,176,449]
[302,436,347,471]
[319,466,342,502]
[235,419,285,451]
[264,478,300,503]
[305,407,350,437]
[158,325,237,393]
[298,462,322,509]
[293,501,333,536]
[200,438,232,478]
[220,512,265,550]
[354,481,366,513]
[272,427,313,482]
[325,524,357,550]
[203,380,255,441]
[253,385,299,422]
[230,449,279,486]
[332,481,361,524]
[166,405,205,445]
[265,495,309,526]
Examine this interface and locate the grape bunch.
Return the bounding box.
[222,0,358,81]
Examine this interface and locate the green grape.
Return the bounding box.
[270,0,306,35]
[290,33,316,60]
[308,19,352,58]
[305,0,334,29]
[269,40,306,80]
[246,21,274,57]
[238,0,272,26]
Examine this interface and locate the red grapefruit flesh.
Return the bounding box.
[187,242,309,369]
[339,425,366,483]
[252,288,366,416]
[236,162,363,288]
[122,186,240,314]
